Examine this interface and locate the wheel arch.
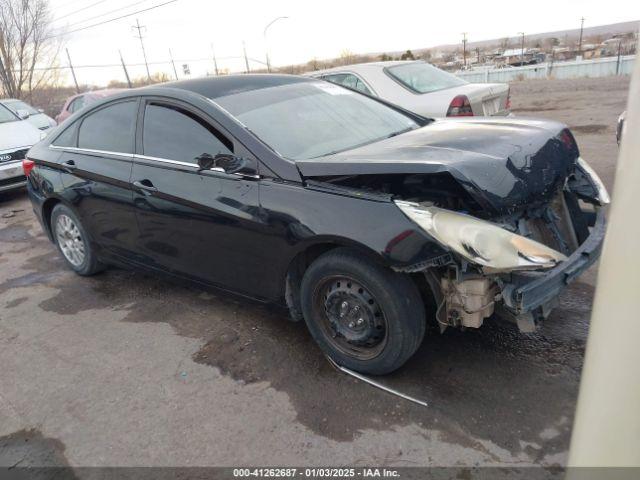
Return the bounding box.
[283,236,400,322]
[41,196,63,241]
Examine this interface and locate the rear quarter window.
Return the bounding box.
[52,124,77,147]
[77,101,136,153]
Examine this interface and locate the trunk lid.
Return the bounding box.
[453,82,510,116]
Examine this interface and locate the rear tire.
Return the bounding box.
[51,204,105,276]
[300,248,425,375]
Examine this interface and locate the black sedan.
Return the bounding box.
[24,75,608,374]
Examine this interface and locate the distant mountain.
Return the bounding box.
[395,20,639,56]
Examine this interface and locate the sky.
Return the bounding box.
[47,0,640,86]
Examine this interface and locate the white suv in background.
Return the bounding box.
[0,103,43,193]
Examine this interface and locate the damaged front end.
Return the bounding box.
[301,123,608,333]
[391,157,608,333]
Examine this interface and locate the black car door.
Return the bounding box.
[131,97,264,296]
[54,98,140,259]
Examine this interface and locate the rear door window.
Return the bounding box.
[142,103,232,164]
[324,73,373,95]
[69,96,86,113]
[52,124,77,147]
[77,101,136,153]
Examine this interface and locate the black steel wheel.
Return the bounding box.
[316,276,388,361]
[300,248,426,375]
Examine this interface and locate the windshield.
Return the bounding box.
[4,100,39,115]
[215,82,419,160]
[0,104,18,124]
[386,62,467,94]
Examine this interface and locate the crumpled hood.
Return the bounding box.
[0,120,42,152]
[296,117,578,213]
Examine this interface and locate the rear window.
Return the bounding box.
[386,62,467,94]
[78,101,136,153]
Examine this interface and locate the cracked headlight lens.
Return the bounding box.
[394,201,567,272]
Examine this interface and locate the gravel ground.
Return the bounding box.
[0,76,630,470]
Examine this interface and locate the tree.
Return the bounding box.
[307,57,320,71]
[400,49,415,60]
[0,0,60,99]
[339,49,356,66]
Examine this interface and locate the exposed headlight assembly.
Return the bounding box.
[394,201,567,272]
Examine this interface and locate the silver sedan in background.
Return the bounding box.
[0,98,56,131]
[307,60,511,118]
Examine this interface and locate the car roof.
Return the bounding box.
[83,89,125,98]
[307,60,420,76]
[155,74,315,99]
[67,89,123,102]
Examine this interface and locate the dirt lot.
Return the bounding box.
[0,76,630,469]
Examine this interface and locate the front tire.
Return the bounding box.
[51,204,104,276]
[300,248,425,375]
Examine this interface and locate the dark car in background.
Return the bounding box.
[24,75,608,374]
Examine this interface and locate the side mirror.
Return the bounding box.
[16,109,30,120]
[196,153,247,175]
[196,153,216,171]
[214,153,247,175]
[38,108,45,114]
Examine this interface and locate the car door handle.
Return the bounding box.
[62,159,77,171]
[133,180,158,193]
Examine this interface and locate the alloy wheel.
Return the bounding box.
[55,214,86,267]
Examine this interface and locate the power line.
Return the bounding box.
[64,0,151,29]
[54,0,94,12]
[51,0,178,37]
[52,0,110,23]
[15,56,266,72]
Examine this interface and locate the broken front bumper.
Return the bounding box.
[501,208,606,318]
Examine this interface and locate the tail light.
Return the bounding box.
[447,95,474,117]
[506,88,512,110]
[22,159,35,177]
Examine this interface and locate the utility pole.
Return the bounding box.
[242,41,250,73]
[616,40,623,75]
[119,50,132,88]
[169,48,178,80]
[462,33,467,68]
[519,32,525,66]
[66,48,80,93]
[132,18,151,82]
[578,17,585,56]
[211,43,219,76]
